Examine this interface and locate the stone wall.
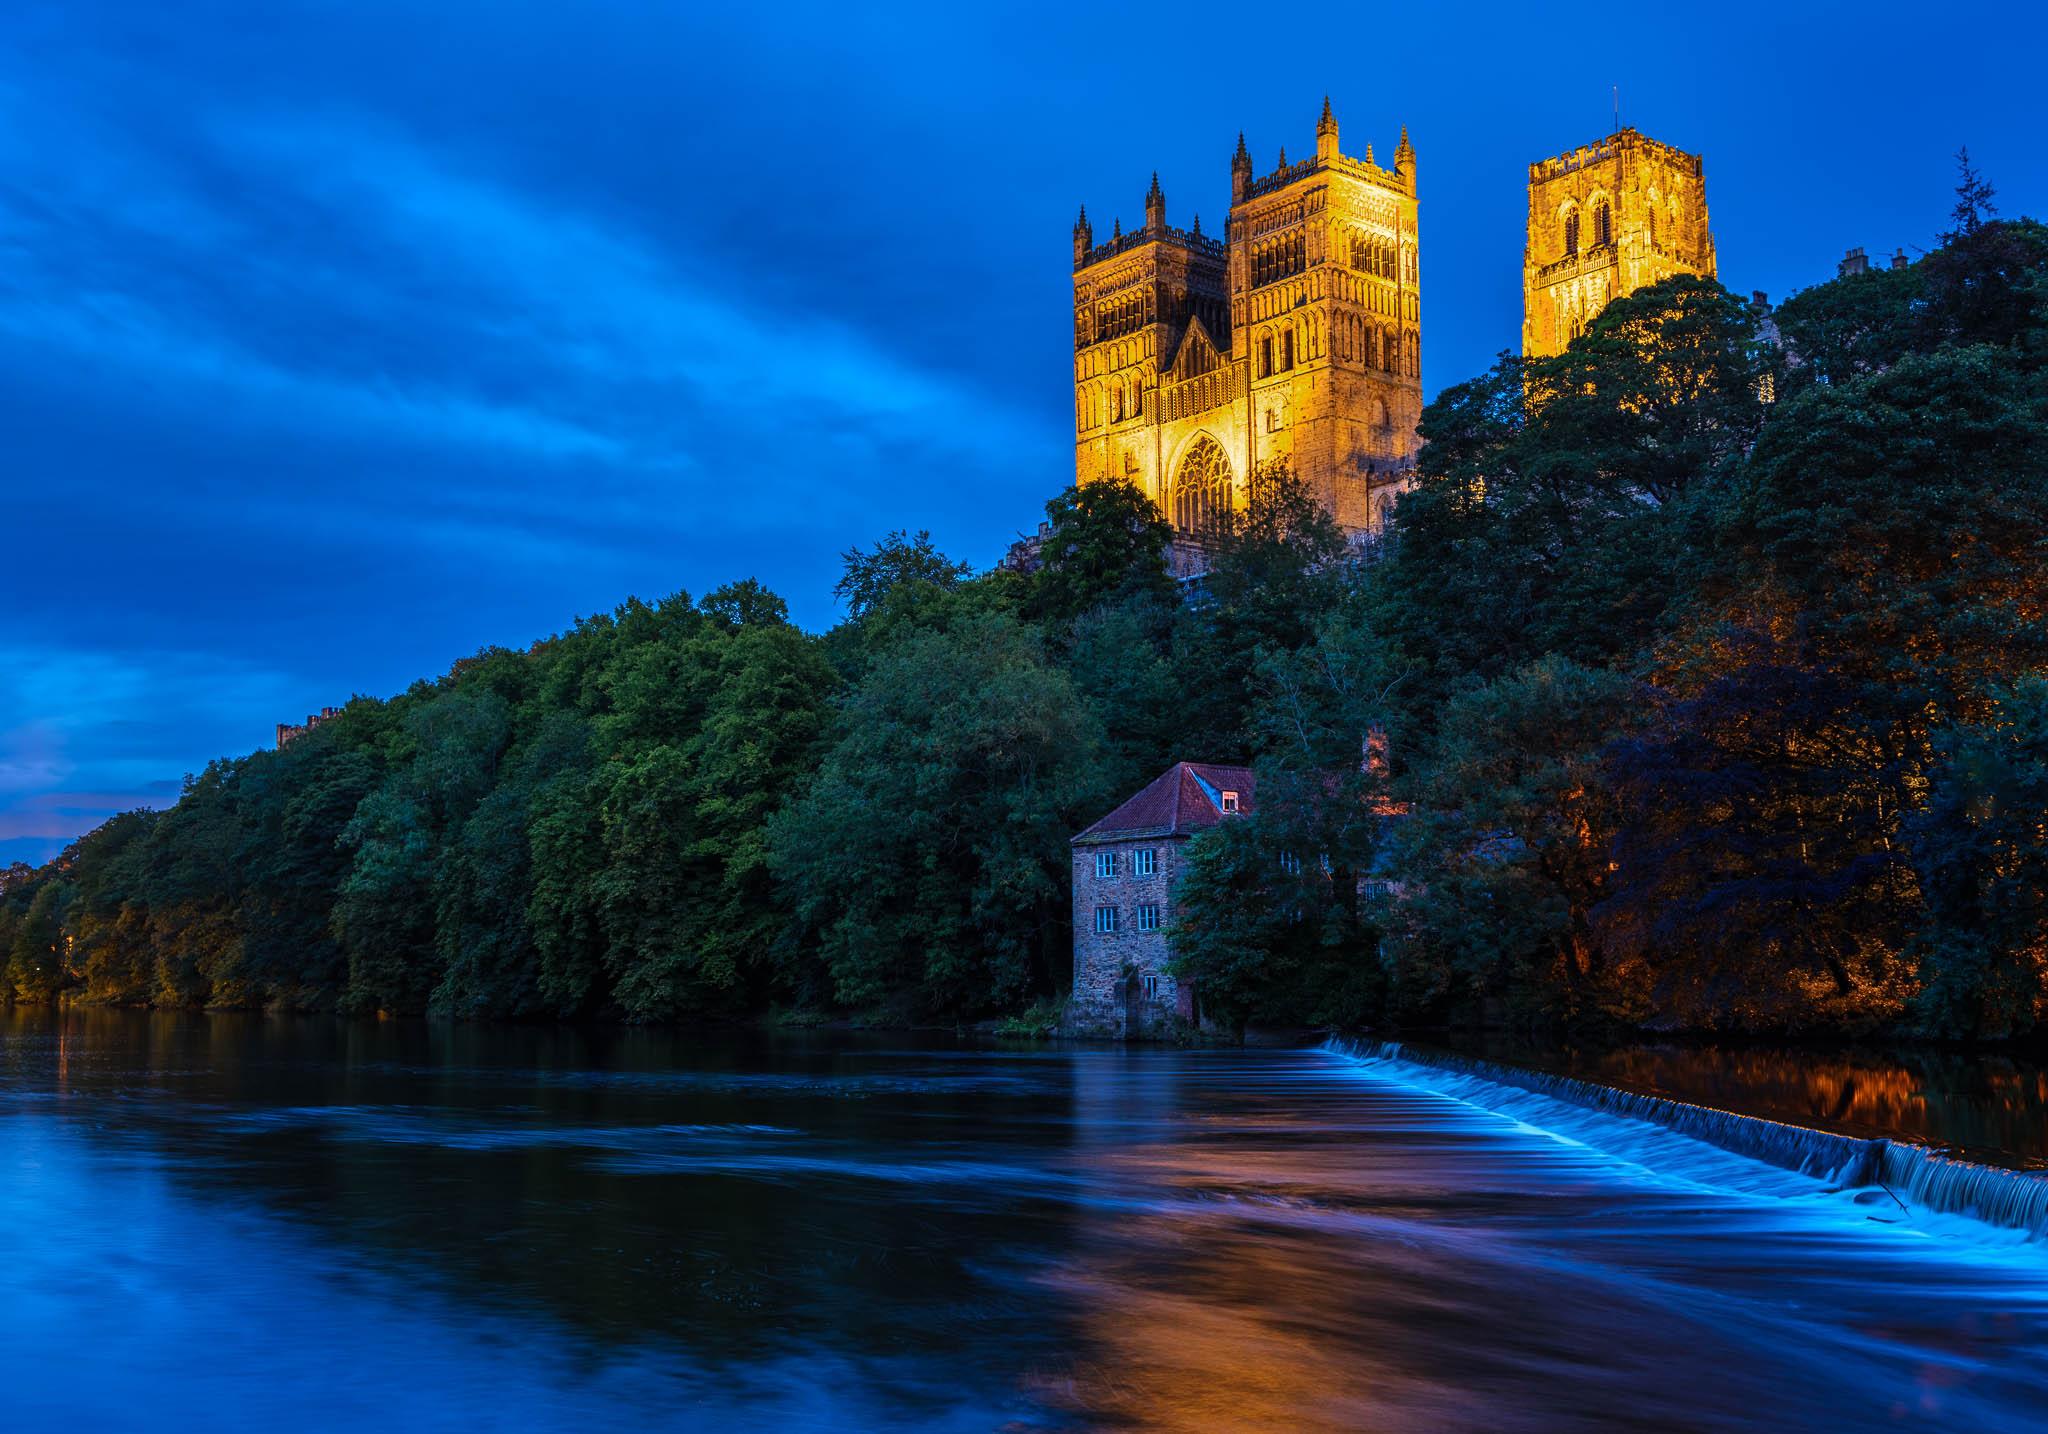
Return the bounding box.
[1066,835,1197,1038]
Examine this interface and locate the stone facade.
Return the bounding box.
[1071,101,1420,545]
[1069,836,1198,1037]
[1523,127,1716,357]
[1066,762,1256,1038]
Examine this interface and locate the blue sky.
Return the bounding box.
[4,1,2045,864]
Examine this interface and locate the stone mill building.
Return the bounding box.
[1067,762,1255,1037]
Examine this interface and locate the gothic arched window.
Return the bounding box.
[1562,208,1580,256]
[1172,435,1233,535]
[1594,201,1612,248]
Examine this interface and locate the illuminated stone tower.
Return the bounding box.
[1523,127,1715,357]
[1072,100,1421,544]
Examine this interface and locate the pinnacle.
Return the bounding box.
[1319,95,1335,128]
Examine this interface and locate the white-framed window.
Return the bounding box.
[1094,851,1117,879]
[1135,904,1161,932]
[1093,906,1119,934]
[1133,848,1157,878]
[1220,790,1239,813]
[1143,974,1161,999]
[1279,851,1302,875]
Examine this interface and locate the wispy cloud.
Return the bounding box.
[0,50,1063,856]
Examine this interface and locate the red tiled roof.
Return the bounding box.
[1072,762,1258,843]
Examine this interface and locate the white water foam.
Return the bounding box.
[1325,1037,2048,1241]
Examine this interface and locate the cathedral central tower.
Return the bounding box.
[1523,127,1715,357]
[1071,101,1421,542]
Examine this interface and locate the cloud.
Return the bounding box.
[0,646,301,858]
[0,55,1068,855]
[0,87,1057,546]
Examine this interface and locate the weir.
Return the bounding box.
[1325,1037,2048,1240]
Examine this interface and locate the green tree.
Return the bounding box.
[833,529,973,621]
[7,879,70,1002]
[1378,657,1637,1025]
[771,612,1112,1015]
[1024,478,1176,627]
[1169,767,1385,1035]
[1909,678,2048,1039]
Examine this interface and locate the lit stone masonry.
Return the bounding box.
[1071,100,1421,557]
[1066,762,1256,1039]
[1522,127,1717,358]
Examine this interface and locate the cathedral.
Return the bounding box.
[1070,106,1716,547]
[1522,127,1716,356]
[1071,101,1421,546]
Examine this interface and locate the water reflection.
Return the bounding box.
[2,1009,2046,1432]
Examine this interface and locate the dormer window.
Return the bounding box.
[1220,791,1239,813]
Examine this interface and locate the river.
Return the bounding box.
[3,1010,2045,1431]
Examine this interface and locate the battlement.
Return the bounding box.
[1529,127,1703,183]
[1077,223,1227,271]
[1242,147,1411,203]
[276,705,343,748]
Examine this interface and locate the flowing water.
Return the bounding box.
[4,1010,2047,1432]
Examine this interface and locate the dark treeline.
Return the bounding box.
[6,168,2045,1040]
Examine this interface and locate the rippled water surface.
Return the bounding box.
[4,1010,2047,1432]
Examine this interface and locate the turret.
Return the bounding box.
[1231,132,1252,203]
[1394,124,1415,185]
[1144,172,1165,234]
[1073,204,1093,266]
[1316,96,1338,162]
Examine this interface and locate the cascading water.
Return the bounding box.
[1326,1036,2048,1240]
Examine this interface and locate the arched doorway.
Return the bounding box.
[1171,434,1233,536]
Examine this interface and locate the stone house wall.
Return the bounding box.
[1068,835,1197,1037]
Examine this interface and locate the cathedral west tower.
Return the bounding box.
[1523,127,1715,357]
[1072,101,1421,544]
